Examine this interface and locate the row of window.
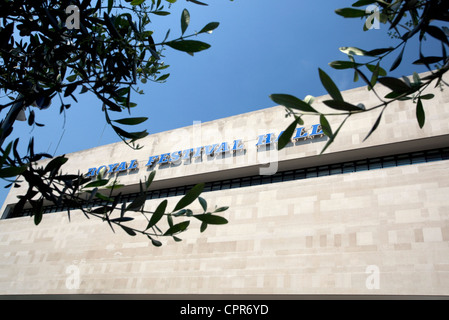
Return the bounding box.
[11,147,449,218]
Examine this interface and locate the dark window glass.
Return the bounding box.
[426,150,441,162]
[317,166,329,177]
[295,169,306,179]
[212,182,222,191]
[221,180,231,189]
[306,168,317,178]
[271,173,283,182]
[355,160,368,172]
[397,154,411,166]
[251,176,262,185]
[283,171,294,181]
[261,176,272,184]
[369,159,382,170]
[441,148,449,160]
[231,179,241,188]
[241,177,251,187]
[383,156,396,167]
[330,164,342,175]
[342,163,355,173]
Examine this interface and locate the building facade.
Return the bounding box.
[0,74,449,297]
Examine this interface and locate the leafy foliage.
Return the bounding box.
[0,0,229,246]
[271,0,449,150]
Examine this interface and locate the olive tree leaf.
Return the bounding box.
[416,98,425,128]
[329,60,362,70]
[199,22,219,34]
[320,114,332,138]
[112,117,148,125]
[166,40,211,53]
[363,108,385,142]
[194,214,228,225]
[277,117,301,151]
[335,8,367,18]
[198,197,207,212]
[164,221,190,236]
[390,45,405,72]
[269,94,317,113]
[146,199,168,230]
[378,77,411,93]
[318,68,343,102]
[181,9,190,35]
[174,183,204,211]
[126,193,147,211]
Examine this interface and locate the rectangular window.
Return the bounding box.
[355,160,368,172]
[317,166,329,177]
[396,154,411,166]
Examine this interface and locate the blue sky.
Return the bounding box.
[0,0,441,204]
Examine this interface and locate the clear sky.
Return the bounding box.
[0,0,440,205]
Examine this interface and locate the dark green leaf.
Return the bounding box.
[365,47,393,56]
[352,0,377,7]
[200,221,207,233]
[187,0,208,5]
[198,197,207,212]
[64,83,77,98]
[318,68,343,102]
[200,22,219,34]
[126,193,146,211]
[151,11,170,16]
[416,98,425,129]
[363,109,384,141]
[323,100,363,112]
[214,207,229,213]
[156,74,170,81]
[412,56,444,65]
[149,236,162,247]
[112,117,148,125]
[320,115,332,138]
[194,214,228,225]
[355,68,373,90]
[174,183,204,211]
[329,60,361,70]
[390,46,405,72]
[33,206,43,225]
[0,142,12,167]
[164,221,190,236]
[320,116,349,154]
[28,110,35,126]
[426,26,449,46]
[110,217,134,223]
[166,40,210,53]
[112,125,148,141]
[146,200,167,230]
[269,94,317,113]
[420,94,434,100]
[84,179,109,188]
[181,9,190,35]
[44,156,68,173]
[335,8,367,18]
[277,118,299,151]
[378,77,410,93]
[120,225,136,236]
[368,63,381,89]
[146,171,156,189]
[108,0,113,13]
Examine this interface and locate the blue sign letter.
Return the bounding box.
[146,156,159,167]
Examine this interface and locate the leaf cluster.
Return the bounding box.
[0,0,230,245]
[271,0,448,152]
